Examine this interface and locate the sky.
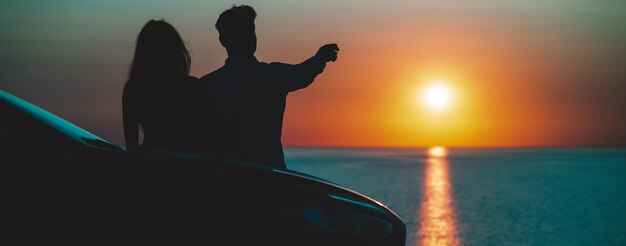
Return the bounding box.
[1,0,625,147]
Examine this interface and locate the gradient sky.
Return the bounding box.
[1,0,625,147]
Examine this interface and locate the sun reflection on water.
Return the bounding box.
[418,147,460,246]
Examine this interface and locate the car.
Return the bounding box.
[1,89,406,245]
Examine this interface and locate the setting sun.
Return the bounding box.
[423,82,453,110]
[428,146,448,157]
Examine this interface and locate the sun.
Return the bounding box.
[428,146,447,157]
[422,81,452,110]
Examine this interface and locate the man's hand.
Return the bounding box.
[316,43,339,62]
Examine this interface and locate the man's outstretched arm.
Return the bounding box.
[272,43,339,92]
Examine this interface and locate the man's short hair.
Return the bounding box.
[215,5,257,37]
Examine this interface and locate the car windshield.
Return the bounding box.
[0,90,122,151]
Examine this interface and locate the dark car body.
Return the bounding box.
[1,90,406,245]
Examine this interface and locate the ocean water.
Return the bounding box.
[284,148,626,246]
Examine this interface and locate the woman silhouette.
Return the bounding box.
[123,20,208,153]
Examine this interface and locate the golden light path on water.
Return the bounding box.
[418,147,460,246]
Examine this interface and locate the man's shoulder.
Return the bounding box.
[184,75,200,83]
[264,61,296,73]
[200,66,227,84]
[264,61,290,67]
[182,76,203,89]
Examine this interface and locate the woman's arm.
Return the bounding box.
[122,84,140,151]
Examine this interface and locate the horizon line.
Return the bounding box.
[112,143,626,149]
[282,145,626,149]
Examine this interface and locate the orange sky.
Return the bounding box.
[1,1,625,147]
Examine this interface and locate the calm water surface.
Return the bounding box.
[284,148,626,246]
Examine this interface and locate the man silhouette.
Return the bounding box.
[201,5,339,168]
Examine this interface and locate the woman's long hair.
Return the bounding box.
[128,19,191,82]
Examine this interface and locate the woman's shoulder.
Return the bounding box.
[122,80,138,98]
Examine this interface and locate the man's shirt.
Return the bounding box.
[200,54,325,168]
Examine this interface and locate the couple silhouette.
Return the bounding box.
[122,5,339,169]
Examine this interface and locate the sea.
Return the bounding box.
[284,147,626,246]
